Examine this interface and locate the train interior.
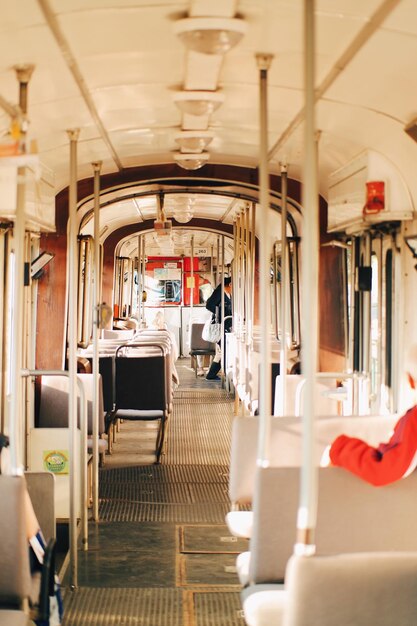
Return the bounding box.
[2,1,417,625]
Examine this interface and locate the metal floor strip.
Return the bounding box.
[164,393,234,466]
[99,481,194,504]
[193,591,246,626]
[63,588,183,626]
[99,500,230,523]
[100,465,229,484]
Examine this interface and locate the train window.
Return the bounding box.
[114,256,132,318]
[144,261,183,305]
[272,237,300,348]
[77,237,93,347]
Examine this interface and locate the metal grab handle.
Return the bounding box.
[294,371,370,417]
[115,342,165,357]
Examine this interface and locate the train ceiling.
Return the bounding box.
[1,0,417,243]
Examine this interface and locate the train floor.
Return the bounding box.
[61,357,248,626]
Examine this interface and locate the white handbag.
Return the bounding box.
[202,318,221,343]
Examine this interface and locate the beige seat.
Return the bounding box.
[0,476,36,625]
[242,552,417,626]
[236,466,417,587]
[114,342,170,462]
[38,373,107,462]
[226,413,398,539]
[24,472,55,543]
[0,612,35,625]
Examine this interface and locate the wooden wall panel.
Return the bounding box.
[36,194,68,370]
[318,196,347,371]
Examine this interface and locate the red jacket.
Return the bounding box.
[329,406,417,486]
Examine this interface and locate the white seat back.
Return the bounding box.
[284,552,417,626]
[229,414,398,505]
[248,466,417,584]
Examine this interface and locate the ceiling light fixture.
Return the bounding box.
[172,91,225,116]
[174,130,214,153]
[174,211,193,224]
[173,17,247,55]
[173,151,209,170]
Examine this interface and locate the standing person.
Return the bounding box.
[205,277,232,380]
[321,343,417,486]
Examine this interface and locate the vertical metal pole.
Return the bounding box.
[189,236,194,348]
[113,258,119,320]
[9,65,34,475]
[244,207,250,340]
[77,240,84,342]
[376,236,383,412]
[296,0,319,555]
[391,243,400,414]
[273,242,279,337]
[349,237,358,415]
[278,165,288,415]
[361,231,372,413]
[238,214,245,336]
[235,215,240,335]
[190,236,194,314]
[250,203,256,343]
[363,232,372,375]
[0,229,5,430]
[221,235,226,382]
[256,53,274,465]
[232,222,238,334]
[216,236,220,285]
[129,258,134,316]
[243,209,247,332]
[348,237,356,371]
[121,258,126,317]
[137,235,141,323]
[67,128,80,587]
[23,233,32,469]
[141,240,146,327]
[92,161,102,522]
[80,383,88,551]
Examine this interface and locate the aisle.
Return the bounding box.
[62,358,247,626]
[102,357,226,468]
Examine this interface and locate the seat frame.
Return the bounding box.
[189,322,216,377]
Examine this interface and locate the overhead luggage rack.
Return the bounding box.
[0,153,55,232]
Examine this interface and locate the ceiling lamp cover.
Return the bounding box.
[174,211,193,224]
[173,91,225,117]
[173,17,247,55]
[173,151,210,170]
[174,131,214,153]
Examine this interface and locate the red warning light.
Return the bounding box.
[363,181,385,215]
